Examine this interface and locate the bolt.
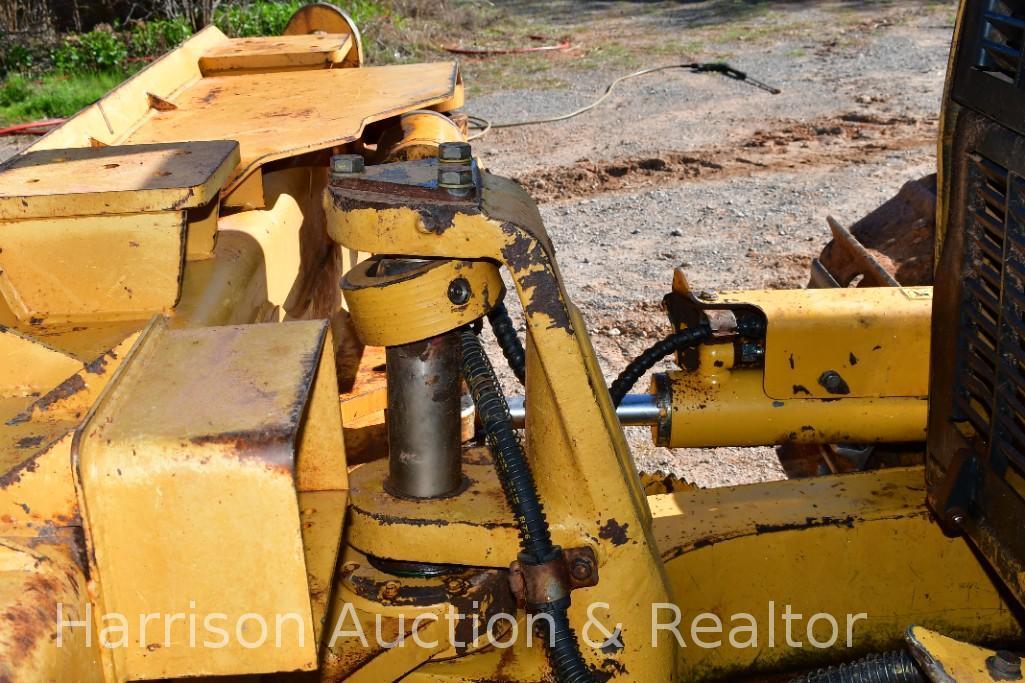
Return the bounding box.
[341,562,359,575]
[818,370,850,395]
[381,580,401,600]
[697,290,718,302]
[448,277,472,305]
[330,153,364,176]
[987,651,1022,679]
[445,578,467,595]
[438,141,472,162]
[570,557,593,582]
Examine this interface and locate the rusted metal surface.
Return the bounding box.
[820,215,901,287]
[384,330,464,499]
[0,538,102,682]
[813,174,936,287]
[508,546,598,607]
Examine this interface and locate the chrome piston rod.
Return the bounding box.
[506,393,660,428]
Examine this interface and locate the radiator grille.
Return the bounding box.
[955,151,1025,476]
[978,1,1025,82]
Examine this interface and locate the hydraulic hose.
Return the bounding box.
[487,301,526,383]
[792,650,925,683]
[609,325,712,406]
[459,327,593,683]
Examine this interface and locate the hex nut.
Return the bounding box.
[331,154,365,175]
[438,141,472,162]
[438,167,473,189]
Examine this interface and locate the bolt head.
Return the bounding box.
[570,557,593,581]
[448,277,472,305]
[331,154,364,175]
[445,578,467,595]
[438,141,472,162]
[438,167,474,189]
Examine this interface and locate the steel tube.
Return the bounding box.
[385,333,464,499]
[506,393,660,428]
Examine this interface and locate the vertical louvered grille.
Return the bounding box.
[955,152,1025,478]
[955,153,1008,442]
[978,1,1025,82]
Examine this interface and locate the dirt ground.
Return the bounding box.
[464,0,952,487]
[0,0,955,487]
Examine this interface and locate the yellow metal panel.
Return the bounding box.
[347,455,520,567]
[907,626,1006,682]
[295,327,348,492]
[0,327,81,396]
[124,63,460,193]
[198,34,352,75]
[75,318,344,680]
[298,490,347,643]
[0,212,184,325]
[0,141,239,220]
[28,26,230,150]
[0,537,103,682]
[217,194,303,316]
[651,468,1021,679]
[682,281,933,399]
[660,368,927,447]
[341,257,505,346]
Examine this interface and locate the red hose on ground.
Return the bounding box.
[0,118,66,136]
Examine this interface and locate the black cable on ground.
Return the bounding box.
[487,301,526,384]
[459,327,593,683]
[792,650,925,683]
[609,325,712,406]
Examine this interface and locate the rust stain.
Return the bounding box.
[598,518,630,546]
[0,573,62,673]
[8,374,87,425]
[15,435,43,449]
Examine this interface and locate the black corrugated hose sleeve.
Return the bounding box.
[792,650,925,683]
[458,327,593,683]
[487,301,526,384]
[608,325,712,406]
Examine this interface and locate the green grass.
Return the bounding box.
[0,71,125,124]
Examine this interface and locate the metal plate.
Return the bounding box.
[124,63,460,193]
[0,141,239,220]
[199,34,353,74]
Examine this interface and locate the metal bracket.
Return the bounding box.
[508,546,599,608]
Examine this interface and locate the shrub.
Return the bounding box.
[128,18,194,57]
[52,27,128,72]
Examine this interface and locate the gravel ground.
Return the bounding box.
[0,0,954,487]
[468,0,952,486]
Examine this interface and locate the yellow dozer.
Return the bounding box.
[1,2,1024,681]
